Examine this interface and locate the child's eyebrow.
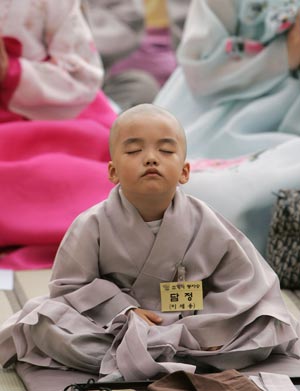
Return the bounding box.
[157,138,177,146]
[122,137,144,147]
[122,137,178,147]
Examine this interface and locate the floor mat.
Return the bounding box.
[0,368,26,391]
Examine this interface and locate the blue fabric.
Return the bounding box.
[155,0,300,256]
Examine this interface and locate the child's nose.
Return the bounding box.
[146,157,158,165]
[145,151,158,166]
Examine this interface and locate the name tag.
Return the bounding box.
[160,281,203,312]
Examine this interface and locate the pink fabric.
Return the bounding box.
[0,246,58,270]
[109,28,177,86]
[190,157,247,172]
[0,91,116,270]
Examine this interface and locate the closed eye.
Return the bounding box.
[160,149,174,154]
[126,150,142,154]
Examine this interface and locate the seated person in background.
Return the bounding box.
[0,0,116,271]
[82,0,191,110]
[0,104,299,381]
[154,0,300,258]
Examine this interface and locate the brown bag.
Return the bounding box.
[147,369,260,391]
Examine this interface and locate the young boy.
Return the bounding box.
[0,104,299,381]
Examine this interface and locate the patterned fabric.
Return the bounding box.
[267,189,300,289]
[239,0,300,43]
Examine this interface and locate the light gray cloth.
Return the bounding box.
[0,186,299,380]
[81,0,190,109]
[82,0,191,68]
[102,70,160,110]
[250,372,298,391]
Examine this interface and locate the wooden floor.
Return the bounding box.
[1,268,300,390]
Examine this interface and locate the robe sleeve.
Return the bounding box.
[178,201,293,349]
[177,0,289,101]
[9,0,104,120]
[48,208,140,325]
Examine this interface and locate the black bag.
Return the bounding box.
[63,378,152,391]
[266,189,300,289]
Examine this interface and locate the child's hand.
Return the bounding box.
[204,345,223,351]
[129,308,163,326]
[287,12,300,70]
[0,38,8,82]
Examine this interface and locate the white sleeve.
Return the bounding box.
[9,0,104,120]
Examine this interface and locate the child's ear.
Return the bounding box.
[179,162,190,185]
[108,161,119,184]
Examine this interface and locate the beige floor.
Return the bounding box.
[1,269,300,390]
[0,269,51,391]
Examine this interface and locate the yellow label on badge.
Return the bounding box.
[160,281,203,312]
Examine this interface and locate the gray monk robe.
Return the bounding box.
[0,186,299,380]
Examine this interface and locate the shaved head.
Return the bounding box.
[109,104,187,159]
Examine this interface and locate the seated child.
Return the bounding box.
[0,104,299,381]
[82,0,190,110]
[154,0,300,258]
[0,0,116,270]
